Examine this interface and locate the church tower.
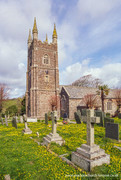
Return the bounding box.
[26,18,59,119]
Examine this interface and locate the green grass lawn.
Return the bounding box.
[0,118,121,180]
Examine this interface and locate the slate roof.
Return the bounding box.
[60,85,116,99]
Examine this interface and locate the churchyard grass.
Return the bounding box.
[0,118,121,179]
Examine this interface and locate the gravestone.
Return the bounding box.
[74,112,81,124]
[12,117,18,129]
[71,109,110,171]
[22,115,32,134]
[42,111,65,146]
[5,115,8,127]
[105,123,119,140]
[95,110,105,126]
[45,113,48,125]
[63,113,70,123]
[15,116,18,123]
[20,116,23,123]
[104,117,114,127]
[81,109,87,116]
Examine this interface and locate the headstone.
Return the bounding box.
[22,115,32,134]
[12,117,18,129]
[42,111,65,146]
[71,109,110,171]
[95,110,105,126]
[104,117,114,127]
[105,123,119,140]
[20,116,23,123]
[74,112,81,124]
[15,116,18,123]
[5,115,8,127]
[45,113,48,125]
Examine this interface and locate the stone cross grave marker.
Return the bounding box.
[5,115,8,127]
[22,115,32,134]
[42,110,65,146]
[52,110,57,134]
[12,117,18,129]
[81,109,100,146]
[71,109,110,171]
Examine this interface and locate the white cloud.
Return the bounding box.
[0,0,121,98]
[77,0,121,21]
[0,0,54,98]
[60,59,90,84]
[60,60,121,88]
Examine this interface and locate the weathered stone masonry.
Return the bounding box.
[26,18,59,120]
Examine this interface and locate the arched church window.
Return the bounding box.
[44,54,49,64]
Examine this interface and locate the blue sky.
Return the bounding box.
[0,0,121,97]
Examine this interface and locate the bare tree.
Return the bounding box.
[48,95,60,111]
[82,94,98,109]
[114,89,121,113]
[0,83,9,113]
[72,74,102,88]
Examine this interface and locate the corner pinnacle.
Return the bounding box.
[32,17,38,34]
[53,23,57,38]
[45,34,48,43]
[28,29,32,42]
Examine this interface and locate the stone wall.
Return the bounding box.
[104,99,117,116]
[69,99,81,120]
[26,33,59,120]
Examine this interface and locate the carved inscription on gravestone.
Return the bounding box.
[105,123,119,140]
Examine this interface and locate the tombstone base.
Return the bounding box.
[71,144,110,171]
[22,128,32,134]
[42,133,65,146]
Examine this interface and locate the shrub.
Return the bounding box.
[5,105,18,116]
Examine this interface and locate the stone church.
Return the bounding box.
[26,18,59,120]
[26,18,118,120]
